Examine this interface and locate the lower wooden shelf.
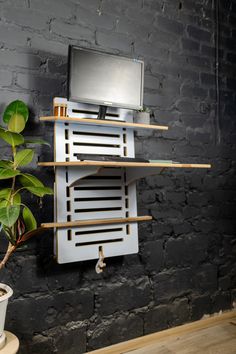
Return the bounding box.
[38,160,211,169]
[41,216,152,229]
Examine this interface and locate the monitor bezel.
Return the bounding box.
[67,45,144,111]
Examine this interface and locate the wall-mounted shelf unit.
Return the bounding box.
[39,97,211,269]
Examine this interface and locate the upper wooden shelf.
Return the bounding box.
[38,160,211,169]
[39,116,168,131]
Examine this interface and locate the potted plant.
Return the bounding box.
[0,283,13,349]
[134,106,151,125]
[0,100,53,346]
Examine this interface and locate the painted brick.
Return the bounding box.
[51,20,95,41]
[2,7,49,30]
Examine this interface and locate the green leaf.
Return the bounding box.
[0,127,24,147]
[0,160,13,169]
[0,188,21,205]
[8,114,26,133]
[1,225,14,244]
[25,186,53,197]
[19,173,44,188]
[0,168,20,180]
[14,149,34,167]
[0,205,20,227]
[24,139,50,147]
[22,206,37,232]
[0,188,10,201]
[3,100,29,124]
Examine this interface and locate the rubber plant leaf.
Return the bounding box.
[24,139,50,147]
[0,160,13,169]
[0,168,20,180]
[19,173,44,187]
[3,100,29,124]
[0,127,24,147]
[0,205,20,228]
[22,206,37,232]
[25,186,53,197]
[8,114,26,133]
[14,149,34,167]
[0,188,21,205]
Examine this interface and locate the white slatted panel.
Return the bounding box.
[54,98,138,264]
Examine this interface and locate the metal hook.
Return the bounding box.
[95,246,106,274]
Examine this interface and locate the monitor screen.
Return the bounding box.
[67,46,144,110]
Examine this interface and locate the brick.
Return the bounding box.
[211,292,232,313]
[0,70,12,86]
[30,35,68,56]
[125,6,156,27]
[172,221,192,236]
[116,18,150,40]
[96,31,132,53]
[149,30,180,48]
[175,99,198,114]
[30,0,74,19]
[153,268,193,302]
[17,73,65,96]
[76,5,116,30]
[166,191,186,204]
[165,236,207,268]
[135,41,169,60]
[141,240,164,272]
[0,49,41,69]
[0,89,33,107]
[193,264,218,293]
[143,92,174,109]
[19,335,55,354]
[200,72,216,86]
[181,85,207,99]
[52,20,94,41]
[87,314,143,350]
[191,294,212,320]
[48,324,87,354]
[97,278,151,315]
[0,23,29,47]
[171,298,190,326]
[8,289,94,334]
[144,305,171,334]
[2,7,49,30]
[155,15,184,35]
[182,38,200,51]
[180,114,206,128]
[187,25,212,42]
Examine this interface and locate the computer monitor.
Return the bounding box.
[67,46,144,118]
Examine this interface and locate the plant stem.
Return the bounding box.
[0,242,16,269]
[10,145,17,239]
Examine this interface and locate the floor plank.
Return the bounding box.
[88,311,236,354]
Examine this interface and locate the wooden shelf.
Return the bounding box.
[38,160,211,169]
[40,116,168,131]
[38,160,211,184]
[41,216,152,229]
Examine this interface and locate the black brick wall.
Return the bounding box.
[0,0,236,353]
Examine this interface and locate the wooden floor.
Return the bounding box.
[88,310,236,354]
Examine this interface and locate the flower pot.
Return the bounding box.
[0,284,13,349]
[134,111,150,125]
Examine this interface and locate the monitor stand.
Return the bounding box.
[97,105,107,120]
